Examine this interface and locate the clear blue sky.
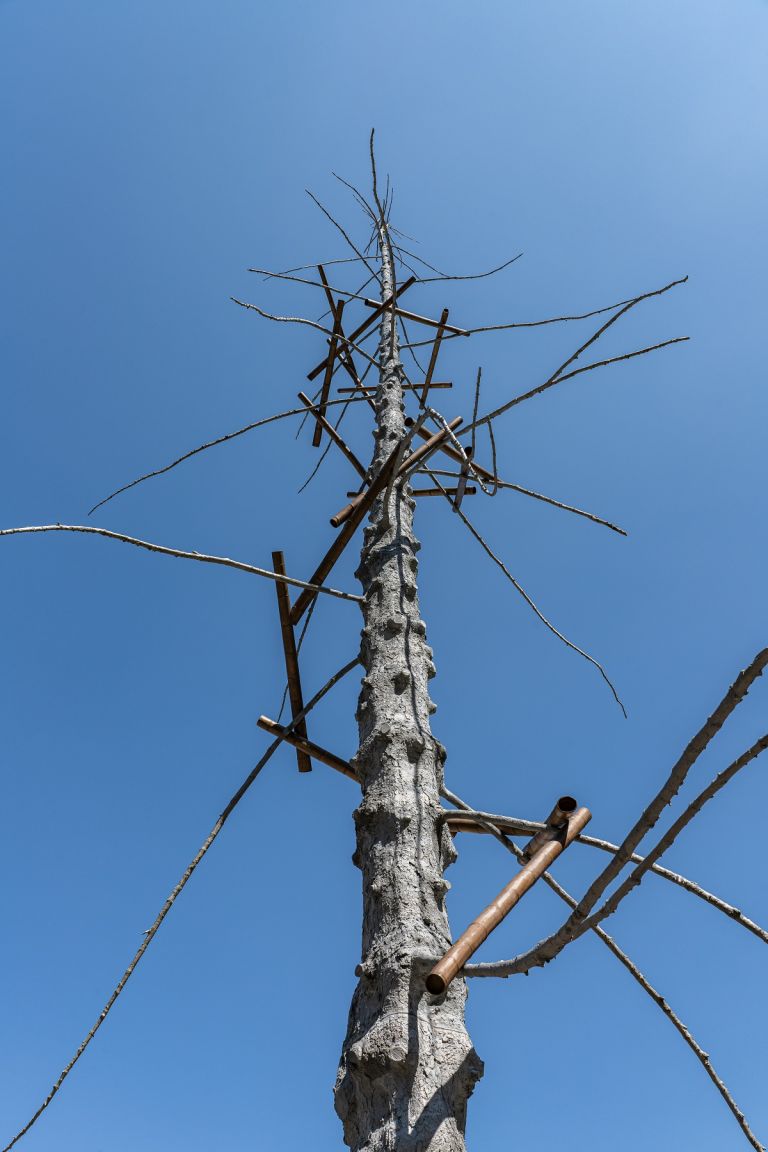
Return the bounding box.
[2,2,766,1149]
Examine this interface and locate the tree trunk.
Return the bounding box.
[334,232,483,1151]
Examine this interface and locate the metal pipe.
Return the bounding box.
[519,795,577,863]
[257,716,358,781]
[425,804,592,995]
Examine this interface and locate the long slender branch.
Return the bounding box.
[426,470,626,715]
[0,655,361,1152]
[229,297,379,369]
[88,395,368,515]
[465,332,688,437]
[305,189,381,286]
[0,526,363,606]
[446,809,768,944]
[440,788,764,1152]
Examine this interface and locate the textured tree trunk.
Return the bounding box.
[334,233,483,1151]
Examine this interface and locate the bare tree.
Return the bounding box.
[2,140,766,1152]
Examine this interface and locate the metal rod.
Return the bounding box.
[330,418,463,528]
[313,299,345,447]
[271,551,311,773]
[288,439,403,625]
[316,264,337,314]
[425,804,592,995]
[298,391,366,479]
[362,299,469,337]
[257,716,358,780]
[337,382,452,394]
[519,795,578,862]
[307,276,416,381]
[413,486,477,498]
[420,308,449,405]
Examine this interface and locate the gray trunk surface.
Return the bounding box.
[334,235,483,1151]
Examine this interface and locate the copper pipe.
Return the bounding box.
[313,300,345,447]
[337,382,452,394]
[520,795,578,862]
[361,299,469,337]
[257,716,358,781]
[413,486,477,498]
[307,276,416,381]
[316,264,337,314]
[425,805,592,995]
[271,551,311,773]
[443,813,540,837]
[330,417,463,528]
[420,308,449,405]
[298,392,366,479]
[288,439,402,625]
[410,423,497,485]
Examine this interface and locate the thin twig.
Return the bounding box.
[88,395,369,515]
[305,189,381,287]
[0,655,361,1152]
[440,787,764,1152]
[414,252,523,283]
[0,525,363,606]
[425,471,626,715]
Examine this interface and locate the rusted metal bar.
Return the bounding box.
[313,300,345,447]
[330,417,463,528]
[337,382,452,394]
[316,264,337,314]
[271,551,311,773]
[519,795,578,862]
[413,486,477,498]
[257,715,358,781]
[425,803,592,995]
[337,347,376,411]
[307,276,416,381]
[288,439,403,625]
[298,391,366,479]
[420,308,450,405]
[453,446,473,513]
[362,299,469,337]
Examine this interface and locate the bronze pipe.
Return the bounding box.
[257,716,358,781]
[306,276,416,381]
[361,299,469,337]
[298,392,366,479]
[425,805,592,995]
[412,486,477,498]
[519,795,578,862]
[313,300,345,447]
[271,552,311,773]
[420,308,450,405]
[336,382,452,394]
[289,438,402,625]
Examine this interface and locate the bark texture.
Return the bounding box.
[334,236,483,1150]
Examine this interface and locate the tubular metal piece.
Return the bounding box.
[413,486,477,498]
[520,795,578,863]
[362,299,469,337]
[425,805,592,995]
[298,391,366,479]
[288,439,403,625]
[313,300,345,447]
[271,551,311,773]
[257,716,358,781]
[420,308,450,406]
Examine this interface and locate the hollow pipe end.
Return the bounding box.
[425,972,447,996]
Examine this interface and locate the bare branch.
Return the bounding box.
[88,394,369,515]
[413,252,523,284]
[425,471,626,715]
[441,788,764,1152]
[230,296,379,369]
[0,525,363,607]
[249,267,383,304]
[0,655,361,1152]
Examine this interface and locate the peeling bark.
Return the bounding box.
[334,234,483,1151]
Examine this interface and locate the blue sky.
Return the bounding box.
[1,2,767,1149]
